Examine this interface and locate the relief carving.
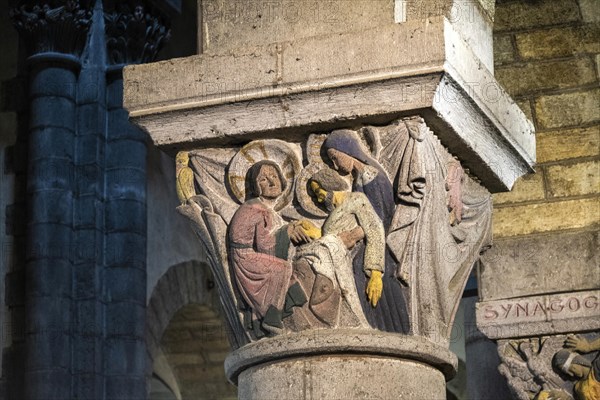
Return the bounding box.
[176,116,492,347]
[104,1,171,65]
[498,334,600,400]
[10,0,93,56]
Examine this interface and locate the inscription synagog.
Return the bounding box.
[481,292,599,322]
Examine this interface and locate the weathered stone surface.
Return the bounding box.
[494,0,580,32]
[479,230,599,301]
[127,17,534,192]
[536,125,600,163]
[201,0,394,54]
[493,197,599,238]
[226,330,456,396]
[580,0,600,23]
[546,160,600,198]
[238,356,446,400]
[493,33,515,64]
[492,172,545,205]
[476,289,600,339]
[535,88,600,129]
[516,24,600,60]
[495,58,597,97]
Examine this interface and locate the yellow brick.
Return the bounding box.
[495,58,597,97]
[536,125,600,163]
[516,24,600,60]
[493,34,515,65]
[579,0,600,23]
[493,198,600,238]
[493,172,545,205]
[535,88,600,129]
[546,160,600,198]
[494,0,580,32]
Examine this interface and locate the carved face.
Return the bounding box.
[310,181,334,212]
[256,164,283,200]
[134,5,144,21]
[327,148,354,175]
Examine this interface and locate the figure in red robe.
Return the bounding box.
[228,160,306,337]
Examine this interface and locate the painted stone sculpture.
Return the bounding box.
[176,117,492,347]
[498,334,600,400]
[228,161,307,338]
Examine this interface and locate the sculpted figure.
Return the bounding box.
[323,130,409,333]
[550,336,600,400]
[228,161,307,337]
[289,168,382,328]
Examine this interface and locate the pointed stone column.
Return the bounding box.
[124,1,534,398]
[9,1,176,398]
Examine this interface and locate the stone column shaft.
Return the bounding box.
[25,57,77,400]
[103,71,148,399]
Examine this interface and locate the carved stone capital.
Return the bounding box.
[103,0,171,66]
[497,333,600,400]
[10,0,93,57]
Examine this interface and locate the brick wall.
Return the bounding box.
[492,0,599,238]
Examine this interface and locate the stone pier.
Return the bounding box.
[124,1,534,398]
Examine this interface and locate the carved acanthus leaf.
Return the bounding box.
[10,0,93,56]
[104,1,171,65]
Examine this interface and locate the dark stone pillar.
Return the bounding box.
[102,2,172,398]
[10,0,175,398]
[10,2,92,399]
[26,56,78,400]
[103,70,148,399]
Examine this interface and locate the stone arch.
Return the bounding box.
[146,260,236,400]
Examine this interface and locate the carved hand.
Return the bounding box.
[564,335,595,353]
[366,270,383,307]
[288,220,321,244]
[298,219,322,240]
[338,227,365,250]
[288,223,311,244]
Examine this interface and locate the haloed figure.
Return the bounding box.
[323,130,409,333]
[228,161,306,338]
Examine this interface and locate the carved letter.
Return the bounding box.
[584,296,598,310]
[567,298,580,312]
[483,305,499,320]
[515,303,529,318]
[549,299,564,313]
[532,302,545,316]
[500,304,513,319]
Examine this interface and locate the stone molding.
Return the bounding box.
[124,16,535,192]
[476,289,600,340]
[224,329,457,384]
[10,0,93,57]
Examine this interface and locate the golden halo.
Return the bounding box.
[227,140,300,211]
